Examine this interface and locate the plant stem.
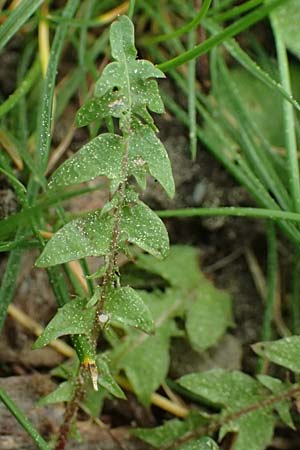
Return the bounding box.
[54,373,85,450]
[291,248,300,333]
[257,222,277,373]
[94,136,130,336]
[164,386,300,450]
[157,206,300,224]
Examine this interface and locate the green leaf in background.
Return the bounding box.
[186,283,233,352]
[272,0,300,57]
[136,246,233,350]
[133,413,208,448]
[48,134,124,189]
[36,212,114,267]
[252,336,300,372]
[121,201,169,259]
[105,286,154,333]
[136,245,204,289]
[121,324,172,405]
[178,437,220,450]
[179,370,275,450]
[257,375,294,429]
[33,298,95,348]
[96,357,126,399]
[134,419,188,448]
[215,65,300,148]
[128,123,175,198]
[38,381,75,406]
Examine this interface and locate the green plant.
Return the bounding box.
[2,1,300,450]
[32,14,176,447]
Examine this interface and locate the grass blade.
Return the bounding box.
[0,0,43,51]
[271,14,300,213]
[0,384,51,450]
[158,0,285,71]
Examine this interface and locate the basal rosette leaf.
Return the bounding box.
[133,413,208,448]
[128,123,175,198]
[121,324,172,405]
[33,298,96,348]
[257,375,294,429]
[179,370,275,450]
[48,133,124,189]
[186,282,233,352]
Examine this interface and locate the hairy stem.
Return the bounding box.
[163,386,300,450]
[54,371,85,450]
[93,132,130,341]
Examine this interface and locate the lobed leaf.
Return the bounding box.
[121,201,170,259]
[136,245,204,289]
[178,437,220,450]
[36,212,114,267]
[128,123,175,198]
[38,381,75,406]
[133,413,208,448]
[94,16,165,119]
[36,200,169,267]
[48,133,124,189]
[252,336,300,372]
[96,357,126,399]
[257,375,294,429]
[105,286,154,333]
[179,370,275,450]
[76,91,126,126]
[33,298,95,348]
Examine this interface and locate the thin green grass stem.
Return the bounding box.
[0,58,41,120]
[291,248,300,333]
[214,0,263,22]
[157,206,300,224]
[128,0,136,19]
[0,236,23,331]
[188,26,197,160]
[271,15,300,214]
[0,385,51,450]
[34,0,80,179]
[0,0,43,51]
[158,0,285,71]
[142,0,212,45]
[260,222,277,342]
[204,19,300,113]
[257,222,277,373]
